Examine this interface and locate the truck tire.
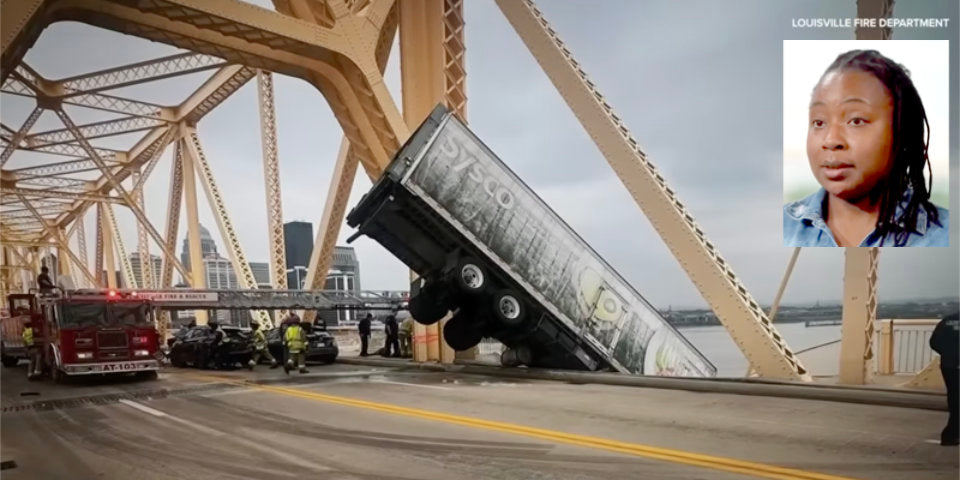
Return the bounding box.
[500,346,533,367]
[455,257,486,295]
[492,290,526,327]
[408,291,449,325]
[1,355,18,368]
[442,314,483,351]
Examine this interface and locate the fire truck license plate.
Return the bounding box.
[101,363,145,372]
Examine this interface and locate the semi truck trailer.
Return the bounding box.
[347,105,715,377]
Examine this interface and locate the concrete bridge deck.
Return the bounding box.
[1,362,956,480]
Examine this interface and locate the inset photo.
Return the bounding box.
[783,40,949,247]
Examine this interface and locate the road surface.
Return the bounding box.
[1,362,956,479]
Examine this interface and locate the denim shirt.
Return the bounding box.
[783,188,950,247]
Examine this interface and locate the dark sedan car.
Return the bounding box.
[264,325,338,365]
[169,325,254,369]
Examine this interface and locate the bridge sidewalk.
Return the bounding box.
[335,355,947,411]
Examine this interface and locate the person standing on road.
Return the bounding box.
[930,310,959,446]
[204,319,226,369]
[358,313,372,357]
[284,317,309,374]
[22,321,41,379]
[248,320,278,370]
[398,315,413,358]
[383,313,400,358]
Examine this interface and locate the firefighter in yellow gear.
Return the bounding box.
[23,325,41,379]
[283,318,309,374]
[247,320,278,370]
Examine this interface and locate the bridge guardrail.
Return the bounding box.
[876,319,938,375]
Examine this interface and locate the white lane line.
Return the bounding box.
[117,399,167,417]
[373,380,452,391]
[118,398,223,436]
[114,398,332,472]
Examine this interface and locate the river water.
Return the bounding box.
[678,323,843,377]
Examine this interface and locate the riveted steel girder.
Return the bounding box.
[181,128,272,327]
[496,0,808,380]
[256,70,287,300]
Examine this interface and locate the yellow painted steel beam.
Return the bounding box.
[0,106,42,167]
[398,0,463,363]
[50,66,251,236]
[298,0,400,324]
[56,226,72,285]
[301,138,359,325]
[94,203,104,285]
[161,139,184,291]
[103,202,137,289]
[25,116,167,148]
[73,211,92,288]
[902,357,945,391]
[838,248,879,385]
[131,128,175,197]
[57,53,227,94]
[54,108,192,284]
[495,0,808,381]
[181,128,271,327]
[0,186,125,204]
[13,193,99,287]
[177,137,208,325]
[836,0,892,385]
[99,202,117,289]
[51,0,408,174]
[0,0,49,84]
[6,157,124,177]
[174,66,257,124]
[255,70,287,298]
[157,138,186,338]
[50,128,169,228]
[133,170,154,288]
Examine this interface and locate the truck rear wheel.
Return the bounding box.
[492,290,526,327]
[442,314,483,351]
[409,290,449,325]
[1,355,18,368]
[500,346,533,367]
[455,257,486,295]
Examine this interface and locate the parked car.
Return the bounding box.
[264,323,338,365]
[168,325,254,369]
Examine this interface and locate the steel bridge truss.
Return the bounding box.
[0,0,903,382]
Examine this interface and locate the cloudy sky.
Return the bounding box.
[5,0,957,309]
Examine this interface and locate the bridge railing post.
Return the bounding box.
[877,319,894,375]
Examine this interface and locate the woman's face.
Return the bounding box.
[806,69,895,203]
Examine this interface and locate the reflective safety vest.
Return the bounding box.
[22,326,34,347]
[253,327,267,351]
[284,325,306,352]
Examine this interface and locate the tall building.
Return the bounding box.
[203,257,243,324]
[249,261,271,288]
[320,246,362,326]
[283,221,313,289]
[180,224,219,273]
[324,246,361,294]
[128,252,162,288]
[204,257,238,289]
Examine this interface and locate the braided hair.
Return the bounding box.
[821,50,940,246]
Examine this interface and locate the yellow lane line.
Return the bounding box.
[183,373,862,480]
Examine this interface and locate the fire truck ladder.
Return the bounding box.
[67,289,405,312]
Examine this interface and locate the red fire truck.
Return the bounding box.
[1,289,161,381]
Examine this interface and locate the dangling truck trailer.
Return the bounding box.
[347,105,715,377]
